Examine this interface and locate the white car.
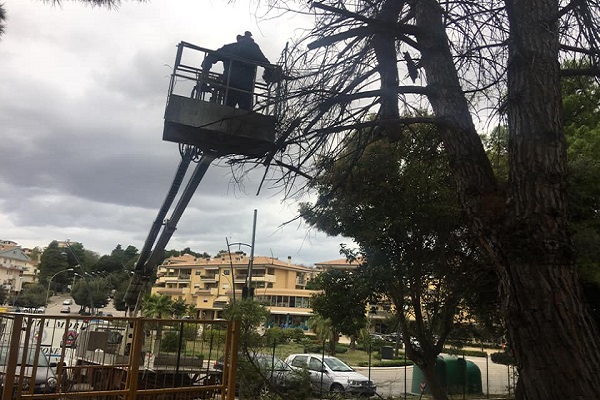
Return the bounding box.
[285,353,376,396]
[62,299,73,305]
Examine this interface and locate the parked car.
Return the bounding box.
[60,306,71,314]
[370,333,386,341]
[0,346,59,394]
[285,353,377,396]
[214,352,306,397]
[62,299,73,305]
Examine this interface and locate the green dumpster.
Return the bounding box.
[411,355,482,395]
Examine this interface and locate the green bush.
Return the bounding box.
[301,338,326,353]
[290,328,306,343]
[445,348,488,358]
[334,344,348,354]
[202,327,227,344]
[264,327,294,346]
[490,351,516,365]
[357,359,413,367]
[160,331,185,352]
[182,323,198,341]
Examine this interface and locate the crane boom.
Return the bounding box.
[123,153,216,314]
[122,40,283,315]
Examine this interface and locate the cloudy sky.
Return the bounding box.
[0,0,350,266]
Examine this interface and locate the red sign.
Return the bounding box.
[63,330,78,347]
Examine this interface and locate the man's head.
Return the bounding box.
[242,31,254,42]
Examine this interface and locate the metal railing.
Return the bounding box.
[0,313,239,400]
[167,41,283,119]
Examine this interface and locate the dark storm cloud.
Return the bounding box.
[0,0,350,265]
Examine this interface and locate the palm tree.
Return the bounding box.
[308,314,340,354]
[142,293,173,318]
[142,294,173,354]
[308,314,329,342]
[171,298,190,319]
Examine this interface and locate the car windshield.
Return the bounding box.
[324,357,353,372]
[0,347,49,367]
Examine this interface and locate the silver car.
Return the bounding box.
[0,346,59,394]
[285,353,376,396]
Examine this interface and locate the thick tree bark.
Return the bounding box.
[502,0,600,398]
[372,0,402,121]
[421,360,449,400]
[408,0,600,398]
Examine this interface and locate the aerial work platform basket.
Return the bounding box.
[163,41,282,157]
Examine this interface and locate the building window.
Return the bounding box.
[195,271,201,275]
[223,270,230,275]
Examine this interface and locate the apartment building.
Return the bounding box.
[152,252,319,328]
[0,246,28,296]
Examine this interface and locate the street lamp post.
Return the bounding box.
[46,268,74,306]
[64,240,95,314]
[225,209,258,300]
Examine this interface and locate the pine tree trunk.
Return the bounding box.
[410,0,600,398]
[501,0,600,398]
[420,360,449,400]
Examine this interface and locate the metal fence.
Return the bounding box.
[0,313,520,400]
[0,313,239,400]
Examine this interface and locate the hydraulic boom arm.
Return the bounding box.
[123,152,216,315]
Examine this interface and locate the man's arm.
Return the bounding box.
[201,43,236,70]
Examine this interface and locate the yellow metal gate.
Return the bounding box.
[0,313,239,400]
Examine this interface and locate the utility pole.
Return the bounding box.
[246,209,257,299]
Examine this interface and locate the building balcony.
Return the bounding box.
[154,287,182,295]
[160,274,191,282]
[253,274,276,283]
[200,275,217,282]
[194,287,219,296]
[0,263,24,270]
[234,273,275,283]
[213,296,230,309]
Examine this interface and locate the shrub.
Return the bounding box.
[202,327,227,344]
[334,344,348,354]
[160,331,185,352]
[357,359,413,367]
[445,348,488,358]
[290,328,306,343]
[182,323,198,341]
[264,327,288,346]
[490,351,516,365]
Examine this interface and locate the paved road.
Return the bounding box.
[355,365,414,397]
[45,293,119,316]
